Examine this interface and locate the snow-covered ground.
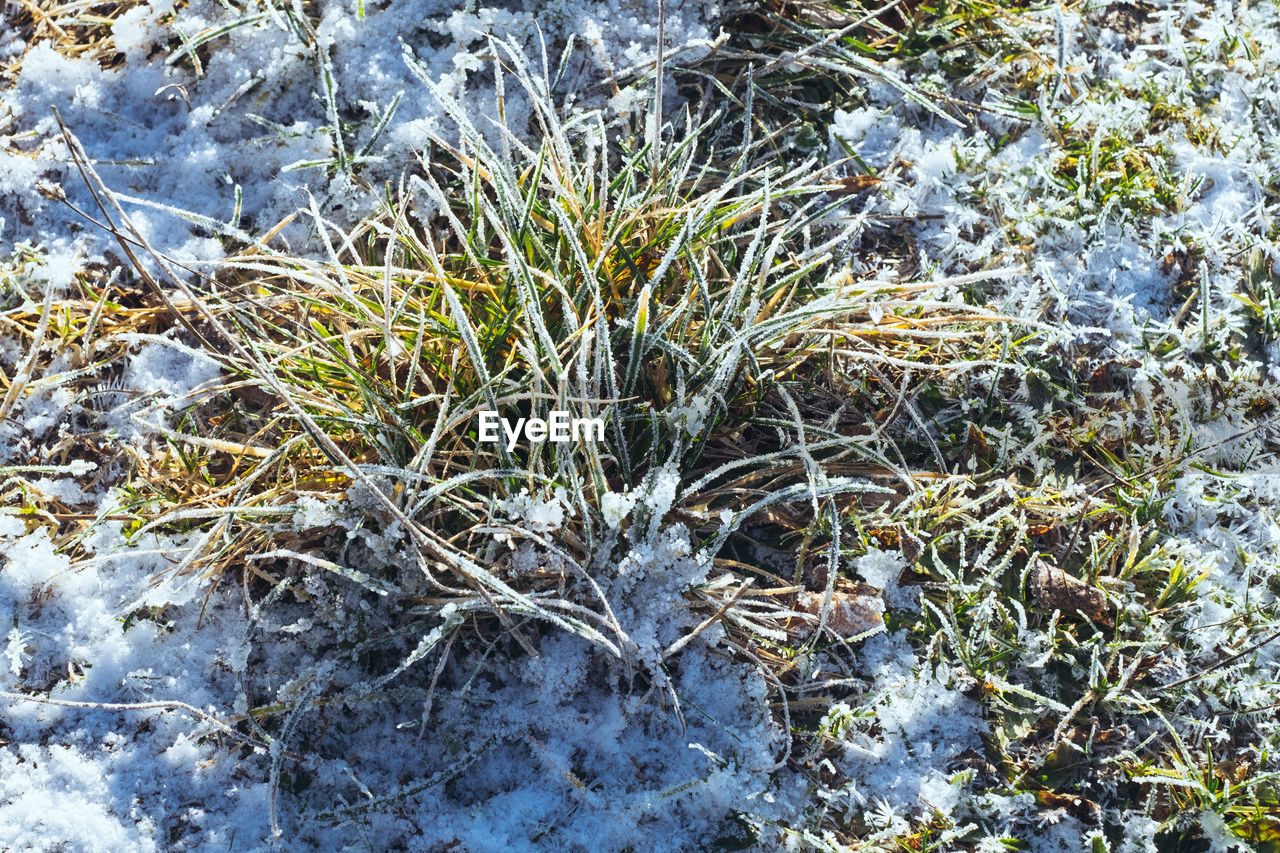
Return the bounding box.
[4,0,1280,848]
[0,0,720,261]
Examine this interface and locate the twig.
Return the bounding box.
[663,578,754,660]
[0,690,296,757]
[0,265,57,426]
[1160,627,1280,692]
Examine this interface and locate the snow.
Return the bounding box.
[498,488,570,534]
[600,488,636,529]
[0,501,265,850]
[853,633,983,804]
[854,547,918,612]
[348,626,787,851]
[112,339,223,435]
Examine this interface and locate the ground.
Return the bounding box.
[2,0,1280,850]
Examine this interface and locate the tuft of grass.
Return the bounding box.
[151,36,1010,636]
[0,244,222,551]
[48,35,1017,839]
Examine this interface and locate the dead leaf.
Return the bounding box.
[830,174,882,198]
[899,528,924,564]
[1028,559,1113,625]
[795,588,884,637]
[1032,789,1101,820]
[644,355,673,407]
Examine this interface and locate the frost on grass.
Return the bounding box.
[828,0,1280,341]
[9,0,1280,847]
[0,0,720,262]
[812,0,1280,844]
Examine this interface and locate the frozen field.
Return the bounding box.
[3,0,1280,849]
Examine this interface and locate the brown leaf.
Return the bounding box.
[830,174,883,198]
[795,589,884,637]
[1028,559,1113,625]
[644,355,673,407]
[1032,789,1101,819]
[899,528,924,564]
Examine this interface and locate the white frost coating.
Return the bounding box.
[497,488,567,534]
[600,488,636,529]
[642,460,681,538]
[3,627,30,678]
[830,106,903,171]
[855,547,918,612]
[292,495,340,531]
[119,341,222,403]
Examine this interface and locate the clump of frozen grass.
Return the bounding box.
[173,33,1011,643]
[61,34,1023,845]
